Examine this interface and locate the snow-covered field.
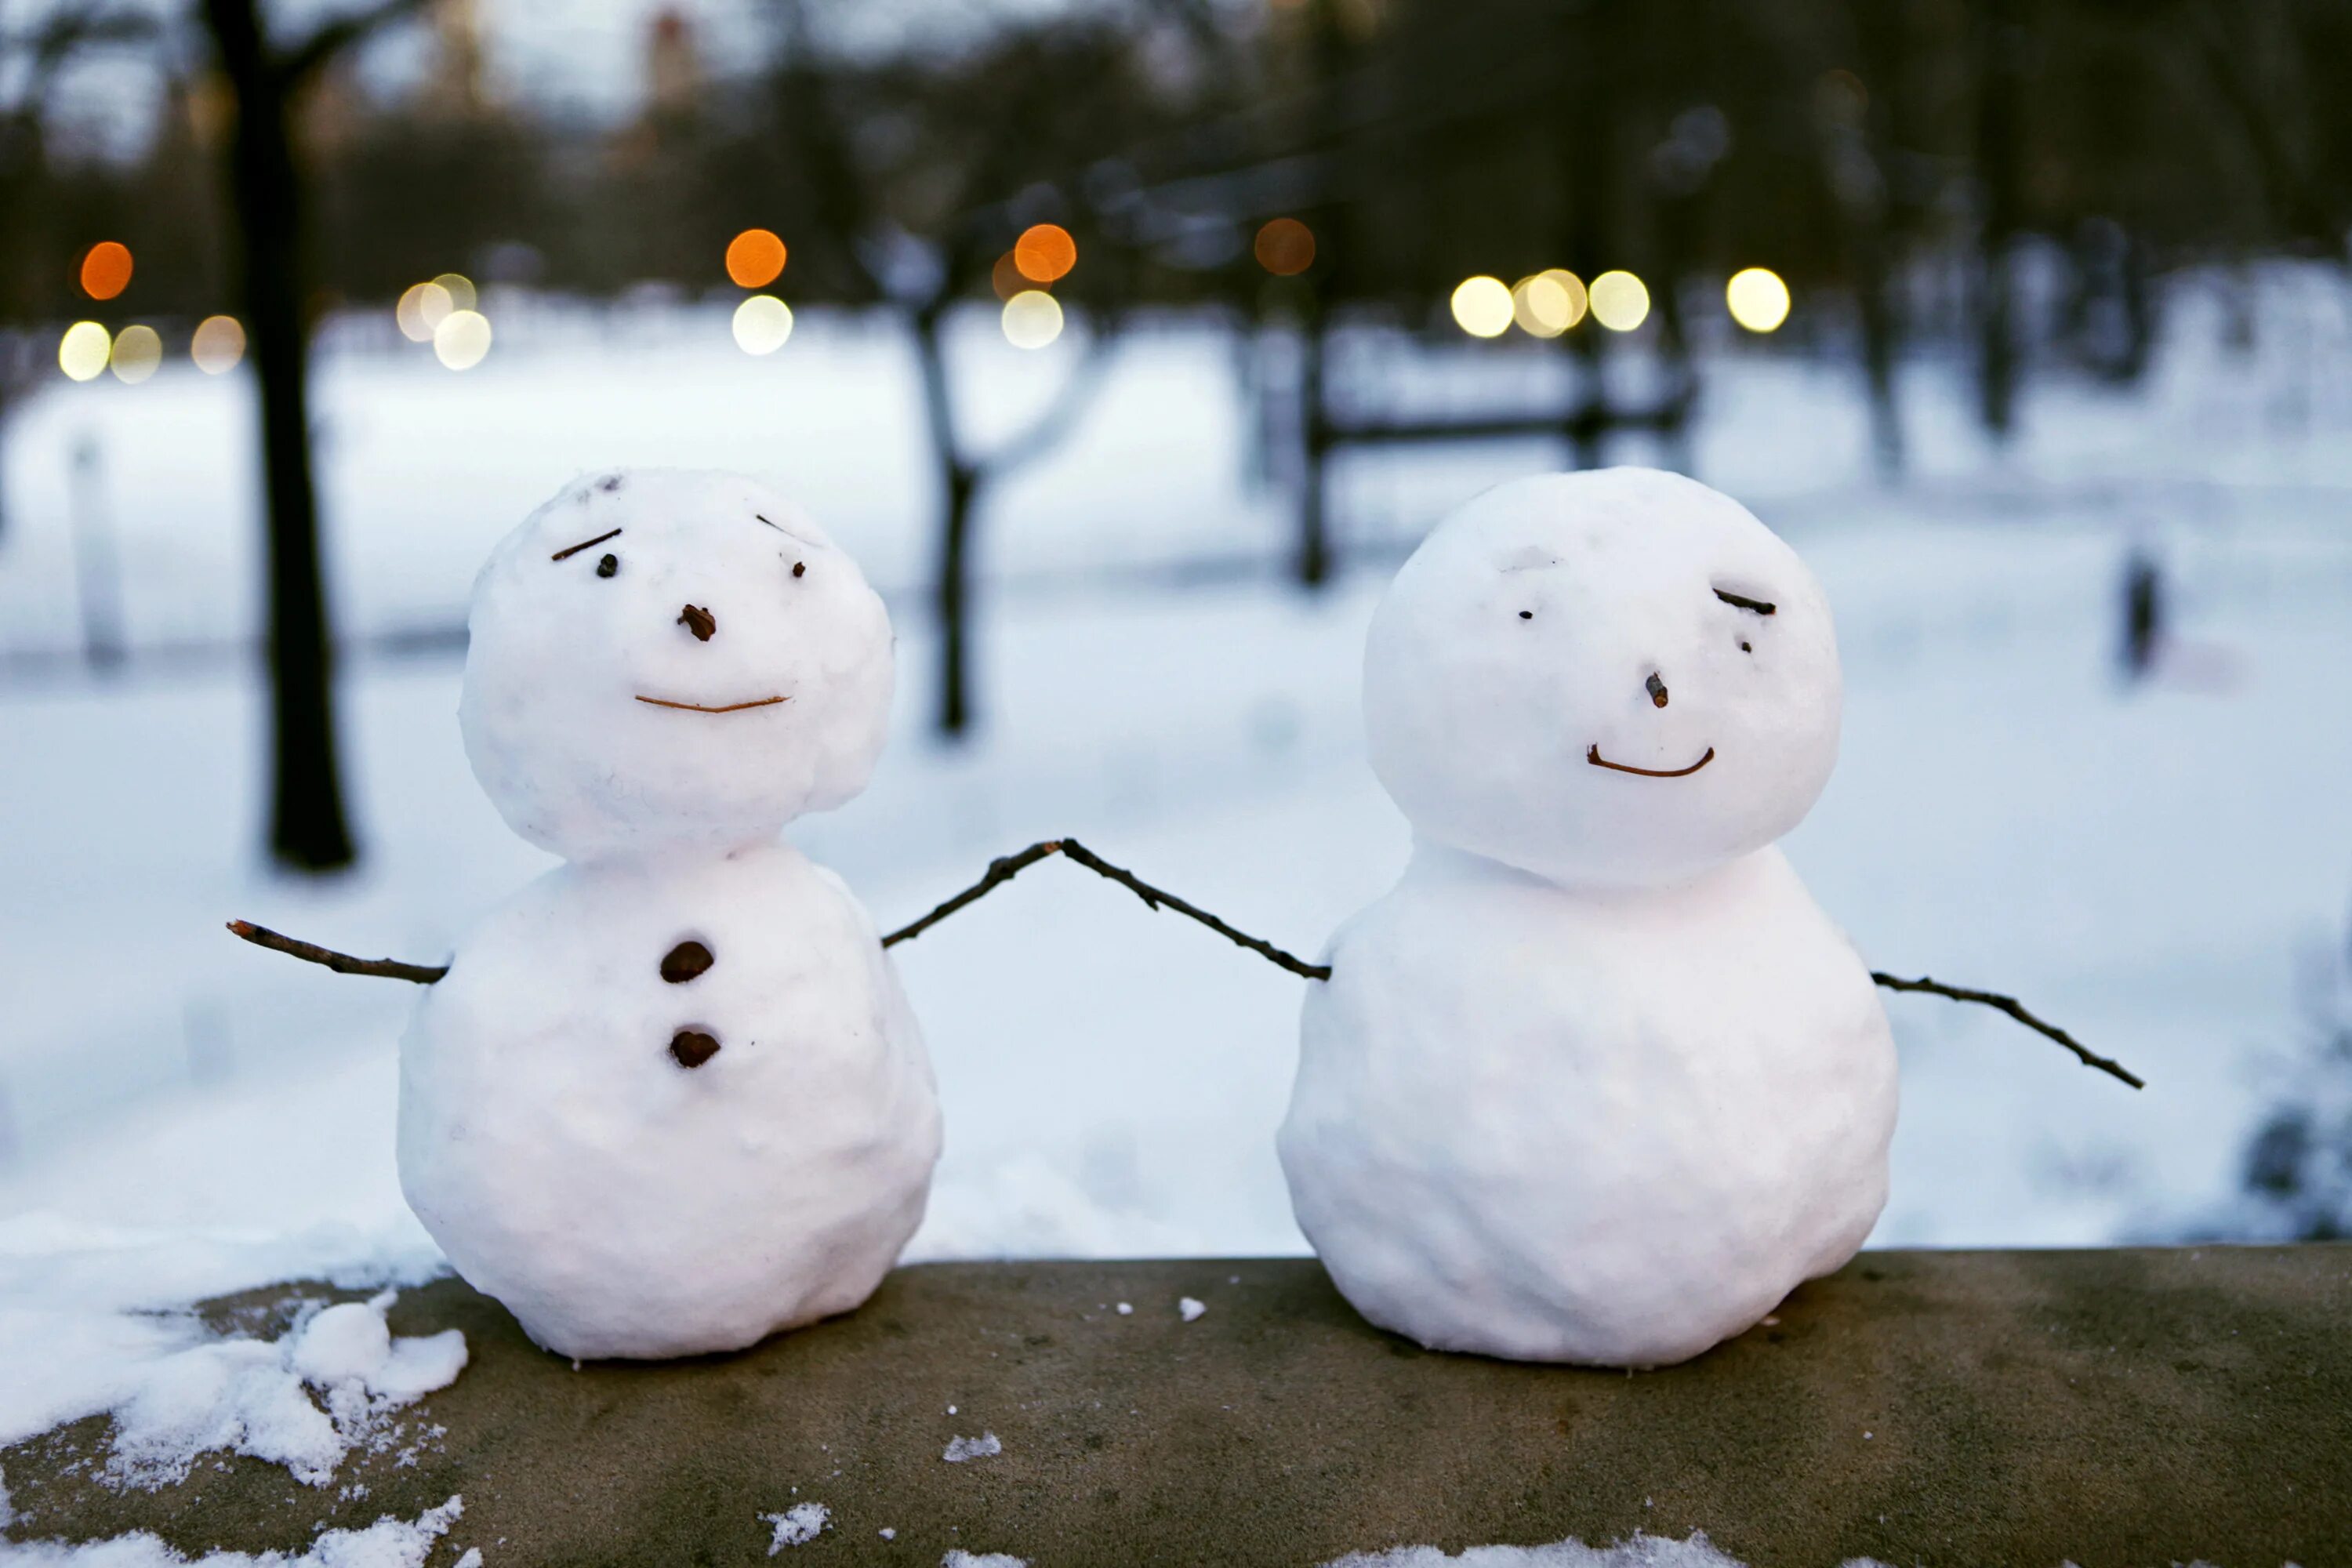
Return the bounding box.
[2,270,2350,1506]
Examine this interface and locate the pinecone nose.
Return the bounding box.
[678,604,717,641]
[1646,672,1669,708]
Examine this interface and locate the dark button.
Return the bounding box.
[661,940,714,984]
[670,1029,720,1069]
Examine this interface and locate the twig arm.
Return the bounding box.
[1871,971,2142,1089]
[880,838,1331,980]
[227,920,448,983]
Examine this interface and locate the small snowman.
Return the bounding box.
[1278,468,1897,1367]
[397,468,939,1361]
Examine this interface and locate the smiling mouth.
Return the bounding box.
[635,695,789,714]
[1587,744,1715,778]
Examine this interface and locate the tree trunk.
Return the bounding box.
[1974,0,2027,440]
[1294,295,1330,589]
[204,0,356,870]
[909,303,978,738]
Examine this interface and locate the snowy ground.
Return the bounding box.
[2,269,2350,1494]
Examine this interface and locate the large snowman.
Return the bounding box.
[1278,468,1897,1368]
[398,468,940,1362]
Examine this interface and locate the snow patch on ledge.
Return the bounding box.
[0,1493,464,1566]
[1324,1532,1884,1568]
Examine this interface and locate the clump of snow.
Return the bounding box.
[1,1463,13,1527]
[941,1432,1002,1463]
[0,1494,463,1566]
[79,1288,465,1491]
[762,1501,829,1552]
[1178,1297,1207,1322]
[1326,1531,1751,1567]
[1114,1303,1133,1316]
[940,1553,1027,1568]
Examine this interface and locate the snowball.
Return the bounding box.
[941,1432,1001,1463]
[289,1301,391,1386]
[398,842,940,1360]
[460,470,896,864]
[763,1501,829,1552]
[1362,468,1841,891]
[1178,1297,1206,1322]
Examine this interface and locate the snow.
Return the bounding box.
[13,1286,463,1494]
[0,274,2348,1452]
[1326,1534,1773,1567]
[938,1554,1027,1568]
[0,1494,463,1566]
[940,1432,1001,1464]
[1178,1297,1206,1322]
[760,1501,829,1552]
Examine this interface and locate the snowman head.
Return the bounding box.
[1363,468,1841,891]
[461,469,895,863]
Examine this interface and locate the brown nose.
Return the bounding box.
[1646,672,1669,708]
[678,604,716,641]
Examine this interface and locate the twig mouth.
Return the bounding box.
[1587,744,1715,778]
[634,694,789,714]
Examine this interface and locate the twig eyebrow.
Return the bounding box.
[755,513,782,532]
[1714,587,1777,615]
[551,527,622,561]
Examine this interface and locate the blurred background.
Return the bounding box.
[3,0,2350,1265]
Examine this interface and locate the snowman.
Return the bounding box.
[395,468,940,1361]
[1276,467,1898,1368]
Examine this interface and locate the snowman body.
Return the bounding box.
[1279,468,1896,1367]
[397,469,938,1360]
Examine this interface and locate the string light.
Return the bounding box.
[1588,270,1650,332]
[1254,218,1316,276]
[1001,289,1064,349]
[191,315,245,373]
[110,324,162,383]
[434,309,492,369]
[731,295,794,354]
[59,321,111,381]
[1726,267,1791,332]
[1450,276,1513,338]
[725,230,787,289]
[1014,224,1077,285]
[80,242,132,301]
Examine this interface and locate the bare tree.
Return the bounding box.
[194,0,426,870]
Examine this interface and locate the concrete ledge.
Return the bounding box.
[6,1247,2350,1565]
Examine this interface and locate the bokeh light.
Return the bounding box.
[191,315,246,374]
[1726,267,1791,332]
[1014,224,1077,285]
[1513,270,1586,337]
[731,294,794,354]
[109,324,162,383]
[725,229,787,289]
[58,321,111,381]
[396,281,454,343]
[433,273,477,311]
[1450,275,1513,338]
[80,242,132,301]
[1254,218,1316,276]
[433,309,492,370]
[1588,270,1651,332]
[991,252,1028,301]
[1001,289,1064,349]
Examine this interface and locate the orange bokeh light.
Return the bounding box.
[1254,218,1316,276]
[991,252,1028,302]
[81,241,133,300]
[1013,223,1076,284]
[724,229,787,289]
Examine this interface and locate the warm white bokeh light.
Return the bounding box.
[1001,289,1065,350]
[433,273,478,311]
[59,321,111,382]
[433,308,492,370]
[397,281,454,343]
[1513,271,1587,337]
[191,315,245,374]
[109,324,162,383]
[731,294,794,355]
[1588,270,1651,332]
[1450,275,1513,338]
[1726,267,1792,332]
